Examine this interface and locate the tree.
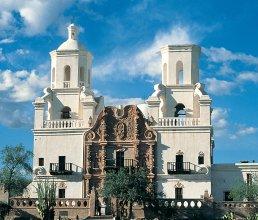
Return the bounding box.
[0,144,33,201]
[230,174,258,201]
[35,180,57,220]
[102,168,152,219]
[0,201,11,220]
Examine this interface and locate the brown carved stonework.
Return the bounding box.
[83,105,157,197]
[115,122,125,140]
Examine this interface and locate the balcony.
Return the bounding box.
[50,163,73,175]
[158,117,200,127]
[167,162,198,174]
[43,119,85,129]
[105,159,136,170]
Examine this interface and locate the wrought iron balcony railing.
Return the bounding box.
[167,162,198,174]
[50,163,73,175]
[105,159,136,170]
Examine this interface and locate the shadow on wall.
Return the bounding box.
[155,132,169,175]
[50,95,79,120]
[55,170,84,182]
[164,88,177,117]
[7,208,41,220]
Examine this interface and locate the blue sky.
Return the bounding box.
[0,0,258,163]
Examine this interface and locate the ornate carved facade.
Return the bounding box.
[83,105,157,196]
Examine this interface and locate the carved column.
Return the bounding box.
[99,143,106,175]
[84,178,90,197]
[85,144,91,174]
[134,141,140,167]
[147,143,155,175]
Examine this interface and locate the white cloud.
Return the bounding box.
[203,47,258,65]
[230,126,257,139]
[0,11,14,28]
[15,49,30,55]
[93,89,144,107]
[0,69,49,102]
[212,108,228,129]
[237,72,258,84]
[0,38,15,44]
[237,126,257,135]
[212,108,229,137]
[0,48,6,61]
[0,102,32,127]
[94,25,197,78]
[105,96,144,106]
[218,63,235,75]
[131,0,151,13]
[0,0,75,36]
[204,77,236,95]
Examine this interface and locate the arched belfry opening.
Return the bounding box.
[176,61,183,85]
[61,106,71,119]
[64,65,71,81]
[174,103,186,117]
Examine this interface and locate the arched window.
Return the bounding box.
[52,67,55,82]
[163,63,167,84]
[176,61,183,85]
[64,65,71,81]
[198,152,204,165]
[174,103,186,117]
[61,106,71,119]
[79,67,84,81]
[175,187,183,200]
[174,182,184,199]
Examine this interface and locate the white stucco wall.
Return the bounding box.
[156,177,211,199]
[154,128,212,199]
[32,130,86,198]
[211,163,258,201]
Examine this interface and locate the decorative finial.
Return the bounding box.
[67,23,77,40]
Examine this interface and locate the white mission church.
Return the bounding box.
[18,24,258,217]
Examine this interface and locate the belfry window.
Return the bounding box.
[174,103,186,117]
[64,65,71,81]
[176,61,184,85]
[61,106,71,119]
[79,67,84,81]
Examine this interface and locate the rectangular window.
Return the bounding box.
[224,191,233,201]
[175,188,183,200]
[198,156,204,165]
[38,158,44,166]
[247,173,252,185]
[59,189,65,198]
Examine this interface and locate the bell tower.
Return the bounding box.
[160,45,201,86]
[50,24,92,90]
